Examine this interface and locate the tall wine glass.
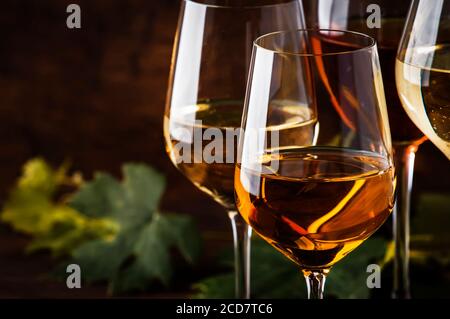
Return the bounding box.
[397,0,450,161]
[302,0,426,298]
[235,29,396,299]
[164,0,305,298]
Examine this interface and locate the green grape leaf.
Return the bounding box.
[326,237,387,299]
[193,237,387,299]
[2,159,201,295]
[69,173,123,219]
[25,206,119,257]
[70,164,166,230]
[17,158,59,195]
[193,274,235,299]
[1,158,118,257]
[66,164,200,294]
[71,233,137,282]
[406,192,450,267]
[2,188,54,235]
[412,193,450,236]
[71,212,201,294]
[122,164,166,215]
[159,214,202,265]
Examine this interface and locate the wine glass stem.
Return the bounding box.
[392,144,418,299]
[303,270,328,299]
[228,211,252,299]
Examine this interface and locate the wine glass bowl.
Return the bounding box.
[164,0,306,298]
[235,147,395,270]
[235,29,396,298]
[396,0,450,160]
[303,0,424,145]
[164,0,306,209]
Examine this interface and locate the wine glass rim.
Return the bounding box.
[184,0,300,9]
[254,29,377,57]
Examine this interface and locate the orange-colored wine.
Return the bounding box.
[165,100,318,210]
[235,147,395,270]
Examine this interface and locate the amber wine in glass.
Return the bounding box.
[235,29,396,299]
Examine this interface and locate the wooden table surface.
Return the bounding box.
[0,0,448,298]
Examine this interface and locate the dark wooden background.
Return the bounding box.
[0,0,230,298]
[0,0,448,298]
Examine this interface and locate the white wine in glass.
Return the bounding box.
[165,99,317,210]
[396,0,450,161]
[396,46,450,159]
[164,0,306,298]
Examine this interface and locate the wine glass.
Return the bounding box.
[397,0,450,161]
[302,0,426,298]
[164,0,305,298]
[235,29,396,299]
